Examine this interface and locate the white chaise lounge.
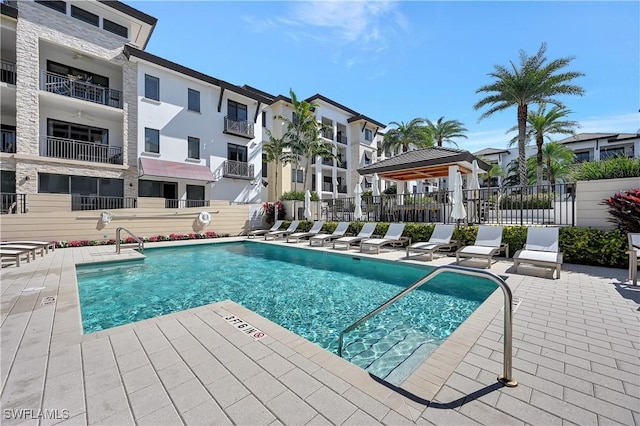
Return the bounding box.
[309,222,349,247]
[265,220,300,241]
[332,223,377,251]
[513,227,563,279]
[360,223,407,254]
[287,221,325,243]
[247,220,283,238]
[456,225,504,268]
[406,224,457,261]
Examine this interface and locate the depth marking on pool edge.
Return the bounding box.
[223,315,267,340]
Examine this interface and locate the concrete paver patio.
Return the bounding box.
[1,237,638,425]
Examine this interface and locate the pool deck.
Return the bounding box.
[1,237,639,425]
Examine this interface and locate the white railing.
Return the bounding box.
[40,136,123,164]
[224,116,255,138]
[40,71,123,108]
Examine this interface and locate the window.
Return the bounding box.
[98,178,124,197]
[47,119,108,144]
[145,128,160,153]
[364,128,373,141]
[227,100,247,122]
[292,112,300,125]
[188,89,200,112]
[1,170,16,194]
[35,1,66,14]
[47,61,109,87]
[38,174,124,197]
[262,153,268,178]
[262,111,267,128]
[187,136,200,159]
[292,169,304,183]
[138,180,161,197]
[227,143,247,162]
[39,173,70,194]
[600,147,625,160]
[103,19,128,38]
[70,5,99,27]
[186,185,205,201]
[574,151,590,163]
[145,74,159,101]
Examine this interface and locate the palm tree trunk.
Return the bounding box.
[274,162,279,201]
[517,104,528,187]
[536,135,544,185]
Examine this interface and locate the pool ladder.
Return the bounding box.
[338,264,517,387]
[115,227,144,254]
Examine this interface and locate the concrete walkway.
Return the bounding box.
[1,238,638,425]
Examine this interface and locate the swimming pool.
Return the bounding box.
[76,241,498,382]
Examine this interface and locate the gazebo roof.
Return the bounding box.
[357,147,491,181]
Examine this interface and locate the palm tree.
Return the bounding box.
[508,105,579,184]
[381,118,431,155]
[262,129,297,200]
[424,116,468,148]
[474,42,584,187]
[541,141,575,185]
[485,164,505,187]
[277,89,336,191]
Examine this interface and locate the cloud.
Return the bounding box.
[576,113,640,134]
[245,1,409,67]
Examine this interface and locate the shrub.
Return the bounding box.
[261,201,286,224]
[281,191,320,201]
[383,185,397,195]
[497,193,553,209]
[604,188,640,233]
[570,156,640,181]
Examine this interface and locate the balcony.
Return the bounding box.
[338,185,347,194]
[40,71,123,109]
[1,61,16,85]
[336,134,348,144]
[1,130,16,153]
[321,183,333,192]
[223,160,254,179]
[321,129,333,140]
[71,195,137,211]
[40,136,123,165]
[224,116,254,139]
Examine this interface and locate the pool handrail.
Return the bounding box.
[338,264,517,387]
[115,227,144,254]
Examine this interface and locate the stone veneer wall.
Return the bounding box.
[13,1,137,195]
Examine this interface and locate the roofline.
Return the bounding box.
[357,150,491,175]
[559,133,640,144]
[123,46,273,104]
[306,93,386,129]
[97,1,157,26]
[347,114,386,129]
[1,2,18,19]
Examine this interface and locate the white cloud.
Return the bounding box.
[576,113,640,134]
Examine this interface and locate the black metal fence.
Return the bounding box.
[315,183,576,226]
[71,196,137,211]
[164,199,210,209]
[1,193,27,214]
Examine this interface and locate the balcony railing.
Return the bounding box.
[40,136,123,164]
[1,130,16,153]
[1,60,16,85]
[338,185,347,193]
[223,160,254,179]
[224,116,254,139]
[338,160,347,169]
[40,71,123,109]
[321,183,333,192]
[336,134,348,144]
[71,195,137,211]
[164,199,211,209]
[1,193,26,214]
[321,129,333,140]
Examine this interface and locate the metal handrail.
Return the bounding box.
[115,227,144,254]
[338,264,517,387]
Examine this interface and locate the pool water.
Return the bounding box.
[76,242,497,382]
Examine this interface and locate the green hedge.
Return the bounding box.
[285,221,629,269]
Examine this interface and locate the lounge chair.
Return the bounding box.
[360,223,407,254]
[0,244,44,260]
[0,249,31,267]
[1,240,56,254]
[309,222,349,247]
[406,224,457,261]
[456,225,504,268]
[626,233,639,285]
[332,223,377,251]
[247,220,283,238]
[265,220,300,241]
[513,227,563,279]
[287,221,325,243]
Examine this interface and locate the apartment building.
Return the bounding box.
[475,132,640,186]
[266,93,385,200]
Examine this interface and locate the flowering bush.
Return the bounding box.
[55,230,226,249]
[261,201,285,225]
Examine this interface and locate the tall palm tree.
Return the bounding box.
[508,105,579,184]
[277,89,336,191]
[541,141,575,185]
[262,129,297,200]
[381,118,431,155]
[474,42,584,187]
[424,116,468,147]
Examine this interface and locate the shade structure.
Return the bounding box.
[304,189,312,220]
[451,171,467,221]
[372,173,381,196]
[353,183,363,221]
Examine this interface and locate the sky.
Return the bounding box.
[126,1,640,153]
